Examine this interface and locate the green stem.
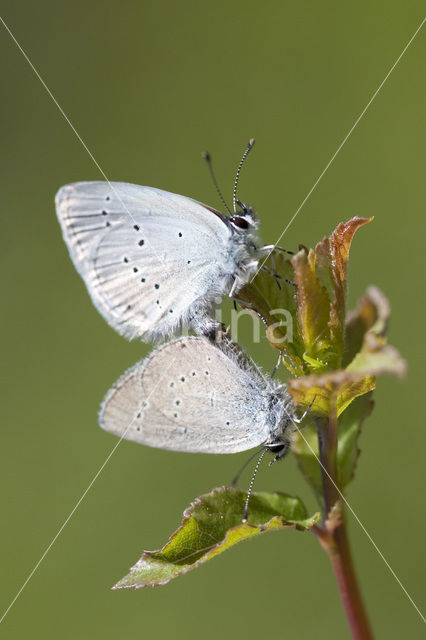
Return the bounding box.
[314,409,374,640]
[317,413,339,512]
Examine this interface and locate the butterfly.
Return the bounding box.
[57,180,276,339]
[55,142,290,342]
[99,334,296,460]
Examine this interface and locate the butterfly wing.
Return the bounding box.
[55,182,233,340]
[99,336,269,453]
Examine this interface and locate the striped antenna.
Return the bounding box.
[233,138,255,213]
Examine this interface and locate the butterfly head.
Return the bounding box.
[229,200,259,232]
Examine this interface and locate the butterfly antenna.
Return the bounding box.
[231,446,265,487]
[242,447,267,522]
[202,151,232,215]
[233,138,255,214]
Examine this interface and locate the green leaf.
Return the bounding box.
[292,248,331,371]
[292,394,374,504]
[287,308,406,419]
[291,217,373,372]
[290,283,406,503]
[345,332,406,379]
[236,219,373,377]
[326,217,374,355]
[292,424,323,503]
[344,286,390,367]
[337,393,374,488]
[114,486,319,589]
[288,369,376,418]
[237,251,305,375]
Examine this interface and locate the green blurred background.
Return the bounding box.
[1,2,425,638]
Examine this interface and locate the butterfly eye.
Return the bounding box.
[230,216,250,230]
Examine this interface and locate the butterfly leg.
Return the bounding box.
[269,253,281,289]
[260,265,295,288]
[293,396,317,424]
[270,352,282,378]
[293,418,317,432]
[232,296,268,326]
[229,277,238,298]
[256,247,296,287]
[260,244,294,256]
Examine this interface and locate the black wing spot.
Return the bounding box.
[178,232,182,237]
[141,277,146,283]
[102,210,107,216]
[170,382,174,387]
[180,376,185,382]
[156,300,160,305]
[126,304,132,310]
[174,413,178,418]
[154,283,160,289]
[124,257,129,263]
[192,371,196,376]
[105,196,110,201]
[136,426,141,431]
[133,267,138,273]
[136,412,141,419]
[138,239,144,246]
[187,260,191,264]
[134,224,140,231]
[175,399,181,406]
[226,421,230,426]
[205,370,209,375]
[106,221,111,227]
[169,309,173,313]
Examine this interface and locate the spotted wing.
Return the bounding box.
[55,182,232,341]
[99,336,269,453]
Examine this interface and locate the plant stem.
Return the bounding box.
[326,520,374,640]
[314,407,374,640]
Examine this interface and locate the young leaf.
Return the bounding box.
[288,287,406,417]
[291,217,374,373]
[292,248,331,371]
[237,252,305,374]
[289,285,406,504]
[336,393,374,488]
[288,369,376,418]
[326,217,374,354]
[237,218,374,377]
[114,486,319,589]
[344,286,390,367]
[291,423,323,502]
